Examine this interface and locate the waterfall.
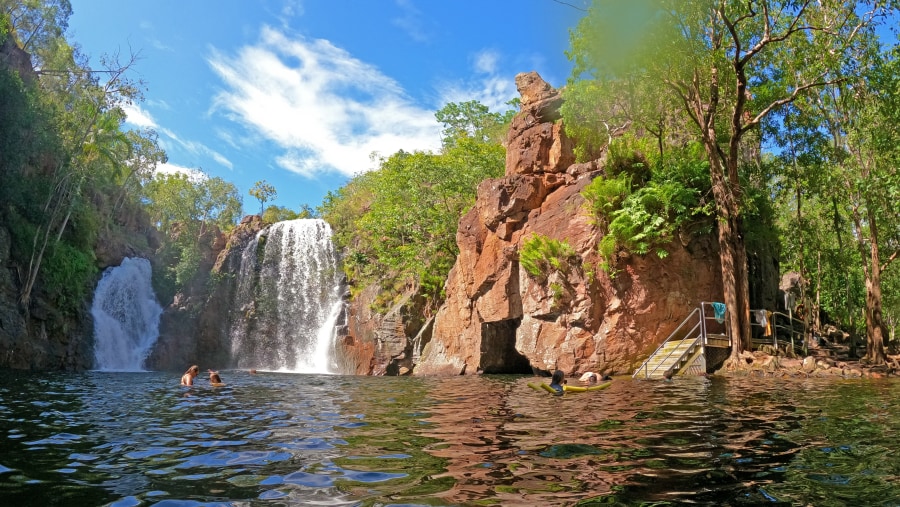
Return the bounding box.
[229,219,345,373]
[91,257,163,371]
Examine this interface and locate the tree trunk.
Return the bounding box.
[863,206,887,364]
[705,147,751,363]
[719,214,752,361]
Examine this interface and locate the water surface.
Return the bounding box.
[1,370,898,506]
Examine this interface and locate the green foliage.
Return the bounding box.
[143,173,242,231]
[174,243,200,287]
[582,137,711,273]
[520,234,578,279]
[262,205,299,224]
[141,173,241,302]
[435,100,515,148]
[42,240,95,314]
[320,101,507,310]
[608,181,700,255]
[581,173,631,229]
[249,180,276,214]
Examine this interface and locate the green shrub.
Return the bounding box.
[520,234,579,278]
[42,240,96,315]
[582,173,631,229]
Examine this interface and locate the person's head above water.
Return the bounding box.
[551,370,565,386]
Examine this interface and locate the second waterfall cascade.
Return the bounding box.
[92,257,163,371]
[229,219,345,373]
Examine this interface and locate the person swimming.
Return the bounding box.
[549,370,565,395]
[579,371,613,384]
[181,365,199,386]
[208,369,223,384]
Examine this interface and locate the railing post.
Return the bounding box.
[700,302,708,346]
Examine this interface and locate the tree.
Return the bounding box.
[435,100,515,148]
[565,0,890,364]
[249,180,276,214]
[816,49,900,364]
[1,0,72,67]
[262,205,298,224]
[142,172,242,299]
[2,5,151,311]
[321,100,508,310]
[199,176,242,233]
[297,203,319,219]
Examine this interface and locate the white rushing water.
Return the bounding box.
[229,219,345,373]
[91,257,163,371]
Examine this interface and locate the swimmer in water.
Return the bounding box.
[208,369,223,384]
[181,365,199,386]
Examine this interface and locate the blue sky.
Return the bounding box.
[67,0,586,213]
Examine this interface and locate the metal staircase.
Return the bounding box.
[633,302,729,379]
[635,337,702,379]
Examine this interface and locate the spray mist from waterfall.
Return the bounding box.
[229,219,345,373]
[91,257,163,371]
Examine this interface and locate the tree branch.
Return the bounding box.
[882,249,900,273]
[739,0,812,67]
[742,76,842,132]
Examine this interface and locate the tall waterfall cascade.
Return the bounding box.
[229,219,345,373]
[92,257,163,371]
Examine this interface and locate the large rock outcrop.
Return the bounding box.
[415,72,723,376]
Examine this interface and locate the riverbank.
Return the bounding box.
[719,339,900,379]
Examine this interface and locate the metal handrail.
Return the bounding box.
[771,311,807,355]
[699,301,730,346]
[633,307,701,378]
[749,309,778,350]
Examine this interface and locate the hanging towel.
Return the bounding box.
[766,310,773,336]
[712,302,726,324]
[754,309,767,326]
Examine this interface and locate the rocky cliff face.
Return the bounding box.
[0,210,159,371]
[146,215,262,371]
[0,224,94,370]
[414,72,724,376]
[337,283,431,376]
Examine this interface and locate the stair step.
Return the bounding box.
[636,336,703,378]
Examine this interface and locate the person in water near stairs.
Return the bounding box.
[181,365,199,386]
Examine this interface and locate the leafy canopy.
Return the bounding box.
[320,100,511,311]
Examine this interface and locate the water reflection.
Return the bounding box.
[1,371,899,505]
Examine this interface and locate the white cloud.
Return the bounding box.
[123,103,158,129]
[208,26,441,178]
[392,0,429,42]
[154,162,207,182]
[474,50,499,74]
[123,104,234,170]
[281,0,304,19]
[437,50,518,113]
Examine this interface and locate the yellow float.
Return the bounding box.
[528,381,611,393]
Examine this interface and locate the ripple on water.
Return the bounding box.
[176,449,291,468]
[3,372,900,506]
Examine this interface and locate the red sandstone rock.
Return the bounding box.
[415,72,723,376]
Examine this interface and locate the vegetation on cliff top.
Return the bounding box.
[0,3,246,321]
[0,4,164,318]
[562,0,900,364]
[320,100,512,314]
